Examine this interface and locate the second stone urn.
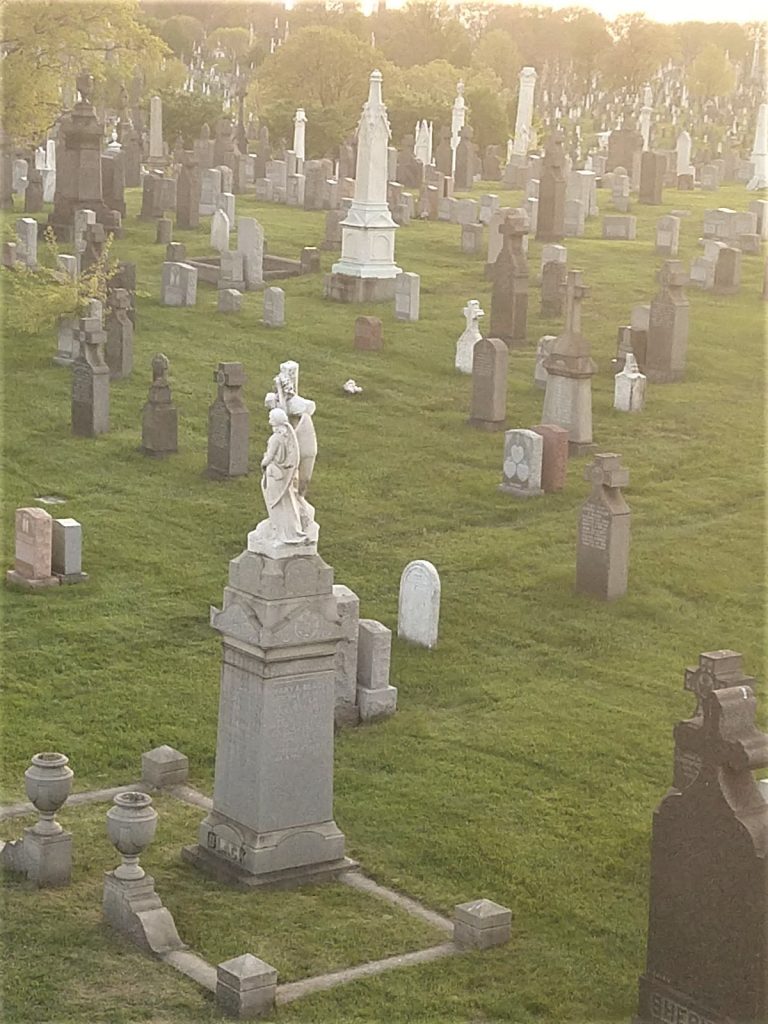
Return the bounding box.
[24,752,74,836]
[106,791,158,880]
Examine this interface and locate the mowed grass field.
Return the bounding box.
[1,179,765,1023]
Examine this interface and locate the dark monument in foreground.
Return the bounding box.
[633,682,768,1024]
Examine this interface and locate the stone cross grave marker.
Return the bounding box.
[207,362,249,479]
[71,316,110,437]
[141,354,178,457]
[575,453,630,600]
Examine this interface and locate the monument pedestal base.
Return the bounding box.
[182,844,357,891]
[5,570,59,590]
[324,273,396,304]
[568,441,597,458]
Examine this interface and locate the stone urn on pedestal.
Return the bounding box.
[106,791,158,879]
[25,752,74,835]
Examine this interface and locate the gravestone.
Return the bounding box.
[541,259,567,317]
[646,260,689,383]
[6,508,57,588]
[207,362,249,479]
[655,215,680,256]
[479,194,499,225]
[210,209,230,253]
[155,217,172,245]
[461,222,483,254]
[332,585,360,726]
[356,619,397,722]
[217,191,235,223]
[575,454,630,600]
[638,151,665,204]
[454,125,478,191]
[139,172,175,221]
[166,241,186,263]
[536,133,567,243]
[712,246,741,295]
[398,560,440,649]
[52,518,86,583]
[218,289,242,313]
[672,649,756,791]
[141,354,178,457]
[300,247,320,275]
[200,168,222,216]
[105,288,133,380]
[602,215,637,240]
[263,287,285,328]
[499,429,543,498]
[533,335,556,389]
[176,151,201,230]
[486,206,513,269]
[633,685,768,1024]
[531,424,569,493]
[236,218,264,291]
[354,316,383,351]
[15,217,38,268]
[160,262,197,307]
[455,300,484,374]
[71,316,109,437]
[564,198,585,237]
[613,353,646,412]
[24,165,43,212]
[489,211,529,348]
[394,272,420,322]
[469,337,508,431]
[541,271,597,455]
[218,251,245,291]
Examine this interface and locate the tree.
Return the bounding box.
[0,0,169,144]
[561,8,611,98]
[687,43,736,98]
[465,69,509,150]
[205,27,252,62]
[600,15,679,94]
[157,14,204,60]
[470,29,520,91]
[249,26,392,155]
[159,90,224,146]
[370,2,471,68]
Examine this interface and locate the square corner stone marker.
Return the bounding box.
[398,559,440,649]
[51,518,83,578]
[454,898,512,949]
[141,745,189,788]
[216,953,277,1017]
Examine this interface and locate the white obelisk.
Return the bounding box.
[512,67,537,157]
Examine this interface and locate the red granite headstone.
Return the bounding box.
[531,424,568,492]
[354,316,383,351]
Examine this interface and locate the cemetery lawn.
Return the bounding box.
[1,183,765,1023]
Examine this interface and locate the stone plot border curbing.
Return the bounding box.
[1,748,512,1017]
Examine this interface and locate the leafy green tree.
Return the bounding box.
[687,43,736,98]
[600,15,679,94]
[157,14,204,60]
[470,29,520,91]
[206,27,252,61]
[0,0,169,144]
[159,91,224,147]
[465,69,509,150]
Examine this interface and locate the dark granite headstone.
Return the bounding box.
[536,133,566,243]
[489,211,529,348]
[176,151,201,230]
[71,316,109,437]
[141,353,178,456]
[575,454,630,600]
[647,260,689,382]
[638,151,665,205]
[454,126,477,191]
[633,685,768,1024]
[105,288,133,380]
[207,362,249,479]
[468,337,507,431]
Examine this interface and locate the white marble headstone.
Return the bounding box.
[398,559,440,649]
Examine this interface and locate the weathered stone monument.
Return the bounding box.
[354,315,383,351]
[263,286,285,327]
[469,337,508,431]
[51,518,87,584]
[489,211,529,348]
[141,354,178,457]
[536,133,567,243]
[328,71,401,302]
[532,424,569,493]
[613,353,646,412]
[394,271,420,322]
[672,649,756,791]
[176,151,201,230]
[207,362,249,479]
[455,300,484,374]
[0,751,73,883]
[184,394,354,887]
[454,125,478,190]
[71,315,110,437]
[638,151,665,205]
[646,260,689,383]
[633,684,768,1024]
[575,454,630,601]
[541,271,597,455]
[499,429,543,498]
[105,288,133,380]
[398,560,440,648]
[160,262,197,307]
[6,508,58,589]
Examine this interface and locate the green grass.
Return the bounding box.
[1,180,765,1023]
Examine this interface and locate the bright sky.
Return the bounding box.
[379,0,764,24]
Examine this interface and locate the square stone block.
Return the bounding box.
[141,745,189,788]
[216,954,277,1019]
[357,684,398,723]
[454,898,512,949]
